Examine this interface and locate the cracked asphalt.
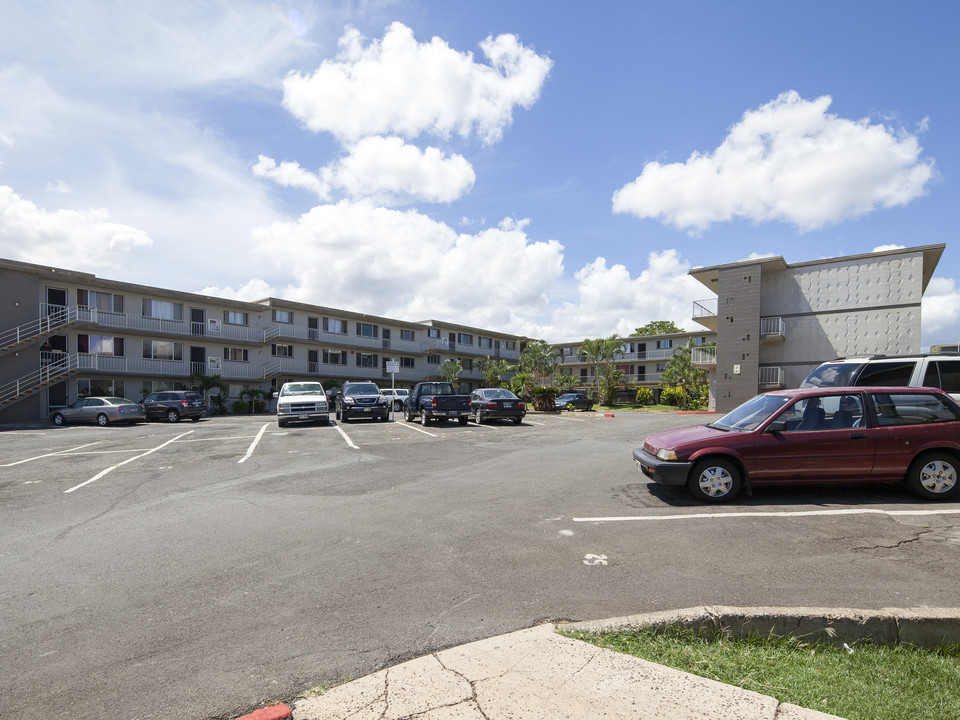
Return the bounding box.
[1,412,958,720]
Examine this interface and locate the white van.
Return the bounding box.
[800,354,960,402]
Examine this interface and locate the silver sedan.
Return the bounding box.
[50,397,146,427]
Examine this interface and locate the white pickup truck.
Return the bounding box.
[274,381,330,427]
[381,388,410,411]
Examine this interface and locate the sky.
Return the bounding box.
[1,0,957,346]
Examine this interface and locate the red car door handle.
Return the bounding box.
[849,433,866,440]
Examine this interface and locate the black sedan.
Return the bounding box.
[555,392,593,411]
[470,388,526,424]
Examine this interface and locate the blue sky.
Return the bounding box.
[1,0,957,346]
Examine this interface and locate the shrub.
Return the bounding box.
[660,387,681,406]
[636,387,653,406]
[231,400,249,415]
[531,386,559,411]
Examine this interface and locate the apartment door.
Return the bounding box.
[190,308,206,335]
[46,287,67,310]
[448,332,456,351]
[308,316,319,340]
[190,346,206,376]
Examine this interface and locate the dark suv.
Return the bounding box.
[142,390,205,422]
[335,381,389,422]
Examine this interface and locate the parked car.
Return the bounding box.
[336,381,389,422]
[275,381,329,427]
[50,397,146,426]
[801,354,960,402]
[634,386,960,503]
[142,390,205,422]
[381,388,410,411]
[556,392,593,411]
[470,388,526,425]
[403,382,471,425]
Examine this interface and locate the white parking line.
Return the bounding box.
[238,423,269,463]
[573,508,960,523]
[556,416,586,422]
[394,421,438,437]
[65,431,194,493]
[334,424,359,449]
[1,441,103,467]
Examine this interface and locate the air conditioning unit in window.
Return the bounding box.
[208,357,222,370]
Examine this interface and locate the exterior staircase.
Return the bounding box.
[0,355,80,409]
[0,306,78,356]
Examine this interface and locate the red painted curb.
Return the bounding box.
[235,703,291,720]
[603,412,615,417]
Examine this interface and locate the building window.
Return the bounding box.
[323,317,347,334]
[656,362,668,373]
[273,309,293,324]
[462,358,473,371]
[224,347,248,362]
[78,378,125,398]
[323,350,346,365]
[428,328,440,339]
[457,333,473,346]
[580,368,588,378]
[656,339,673,350]
[357,322,378,338]
[505,341,516,350]
[272,344,294,358]
[401,357,415,368]
[142,299,183,321]
[143,340,182,361]
[78,334,124,356]
[78,290,123,313]
[561,347,573,356]
[478,337,493,349]
[224,311,248,326]
[401,329,415,342]
[356,352,378,368]
[427,354,440,364]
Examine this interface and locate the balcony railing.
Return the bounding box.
[760,316,785,341]
[758,366,785,387]
[692,347,717,366]
[693,298,718,319]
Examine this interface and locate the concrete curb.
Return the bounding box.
[560,605,960,647]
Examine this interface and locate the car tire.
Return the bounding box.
[512,416,522,425]
[166,409,180,423]
[96,413,109,427]
[404,407,413,422]
[320,416,330,426]
[278,420,287,428]
[688,458,741,503]
[474,409,484,424]
[420,409,429,426]
[906,452,960,500]
[458,416,468,425]
[393,401,402,411]
[51,413,65,426]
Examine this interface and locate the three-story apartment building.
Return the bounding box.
[0,258,525,422]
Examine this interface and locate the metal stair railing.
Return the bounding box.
[0,306,78,354]
[0,355,80,407]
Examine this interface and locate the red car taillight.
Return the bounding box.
[518,402,526,410]
[181,400,188,408]
[486,402,498,409]
[431,397,438,408]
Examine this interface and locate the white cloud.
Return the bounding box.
[873,243,906,252]
[250,202,563,330]
[612,91,936,233]
[197,278,277,302]
[538,249,706,341]
[922,276,960,335]
[282,22,553,144]
[0,185,151,270]
[255,137,476,204]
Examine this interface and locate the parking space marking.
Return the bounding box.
[1,441,103,467]
[556,416,586,422]
[65,431,195,493]
[238,423,269,463]
[334,424,360,449]
[574,508,960,523]
[394,422,438,437]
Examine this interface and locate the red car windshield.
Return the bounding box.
[710,394,791,431]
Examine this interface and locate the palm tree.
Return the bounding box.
[437,358,463,389]
[189,372,228,415]
[518,339,561,385]
[659,338,708,410]
[579,334,623,401]
[477,356,512,387]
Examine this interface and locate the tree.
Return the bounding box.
[518,339,561,385]
[634,320,683,336]
[507,371,535,401]
[659,338,709,410]
[189,372,229,415]
[437,358,463,388]
[579,334,623,401]
[476,356,512,387]
[553,371,577,391]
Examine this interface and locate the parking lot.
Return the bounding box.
[2,411,960,720]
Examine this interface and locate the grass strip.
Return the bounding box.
[561,626,960,720]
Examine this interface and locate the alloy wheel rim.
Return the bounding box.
[920,460,957,494]
[698,466,732,497]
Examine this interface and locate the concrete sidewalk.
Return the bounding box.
[289,623,842,720]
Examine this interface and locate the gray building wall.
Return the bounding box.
[715,263,762,412]
[0,267,46,421]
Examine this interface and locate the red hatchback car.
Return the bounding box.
[634,387,960,503]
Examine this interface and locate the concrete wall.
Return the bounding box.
[0,267,46,422]
[715,263,762,413]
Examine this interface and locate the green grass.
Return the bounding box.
[596,403,691,412]
[561,626,960,720]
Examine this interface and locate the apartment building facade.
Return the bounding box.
[0,258,525,422]
[689,244,945,413]
[554,330,717,398]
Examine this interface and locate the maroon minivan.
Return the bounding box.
[634,387,960,503]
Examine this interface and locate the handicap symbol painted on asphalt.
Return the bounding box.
[583,554,608,565]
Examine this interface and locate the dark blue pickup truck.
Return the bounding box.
[403,382,471,425]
